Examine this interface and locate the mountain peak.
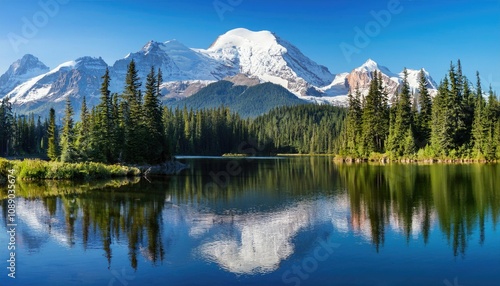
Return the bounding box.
[354,59,396,78]
[208,28,278,50]
[141,40,163,54]
[357,59,379,72]
[0,54,50,96]
[9,54,49,73]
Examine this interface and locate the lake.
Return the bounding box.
[1,157,499,285]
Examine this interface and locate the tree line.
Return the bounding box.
[339,60,500,160]
[0,99,48,157]
[2,59,498,162]
[1,60,347,163]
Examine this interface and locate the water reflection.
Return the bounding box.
[1,159,499,275]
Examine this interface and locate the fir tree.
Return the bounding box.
[121,60,144,163]
[0,98,14,156]
[431,77,454,156]
[143,67,168,163]
[361,71,389,154]
[471,72,486,158]
[75,96,90,161]
[47,108,59,161]
[416,69,432,148]
[388,68,413,156]
[344,87,362,156]
[95,68,114,162]
[60,98,76,162]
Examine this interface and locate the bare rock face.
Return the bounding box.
[346,59,400,100]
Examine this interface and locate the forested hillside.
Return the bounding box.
[0,60,346,162]
[175,80,306,118]
[338,61,500,161]
[1,60,498,163]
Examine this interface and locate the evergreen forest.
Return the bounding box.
[1,60,499,164]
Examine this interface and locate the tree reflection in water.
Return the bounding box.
[1,159,499,271]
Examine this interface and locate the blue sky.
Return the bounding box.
[1,0,499,91]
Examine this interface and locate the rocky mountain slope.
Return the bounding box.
[0,28,438,118]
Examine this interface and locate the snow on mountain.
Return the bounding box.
[200,28,334,96]
[0,54,49,97]
[6,57,108,118]
[1,29,440,117]
[315,59,438,105]
[319,72,350,96]
[403,68,438,96]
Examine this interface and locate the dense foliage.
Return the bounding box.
[2,60,498,163]
[1,61,345,162]
[176,80,306,118]
[338,61,500,161]
[251,104,346,154]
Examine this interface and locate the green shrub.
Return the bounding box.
[0,159,143,183]
[17,160,48,180]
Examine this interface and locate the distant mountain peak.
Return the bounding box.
[141,40,164,55]
[7,54,49,74]
[359,58,378,70]
[204,27,333,93]
[0,54,50,96]
[353,59,398,79]
[208,28,278,50]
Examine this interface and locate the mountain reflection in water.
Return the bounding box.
[1,158,499,279]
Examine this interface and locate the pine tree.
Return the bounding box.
[403,127,416,157]
[484,86,499,159]
[143,67,167,163]
[75,96,90,161]
[431,77,454,156]
[495,120,500,160]
[344,87,362,156]
[121,60,144,163]
[47,108,59,161]
[99,68,113,162]
[60,98,76,162]
[461,77,475,148]
[471,72,486,158]
[388,68,413,157]
[416,69,432,148]
[0,98,14,156]
[361,71,389,155]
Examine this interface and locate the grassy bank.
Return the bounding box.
[0,158,140,183]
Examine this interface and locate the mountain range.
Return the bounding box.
[0,28,438,118]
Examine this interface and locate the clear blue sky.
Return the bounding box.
[1,0,499,92]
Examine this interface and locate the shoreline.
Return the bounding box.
[0,158,189,183]
[333,156,497,164]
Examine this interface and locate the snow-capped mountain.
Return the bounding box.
[6,57,108,117]
[347,59,401,97]
[319,59,438,104]
[200,28,334,96]
[0,28,439,117]
[402,68,438,95]
[0,54,49,97]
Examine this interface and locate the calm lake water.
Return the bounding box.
[1,157,500,286]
